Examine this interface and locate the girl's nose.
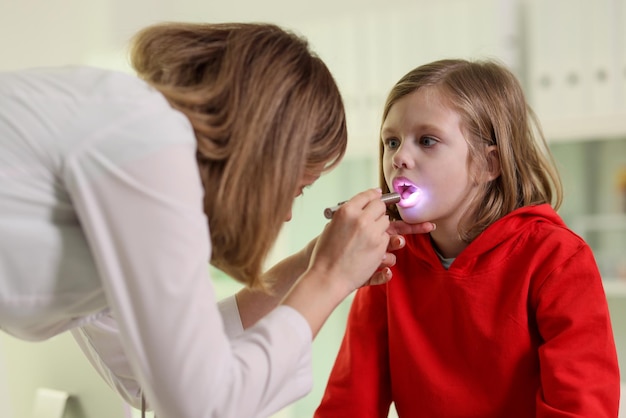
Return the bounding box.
[392,145,412,170]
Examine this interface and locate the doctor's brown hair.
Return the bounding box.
[130,22,347,289]
[379,59,562,241]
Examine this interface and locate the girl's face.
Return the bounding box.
[382,86,477,231]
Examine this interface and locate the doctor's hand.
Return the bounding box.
[364,220,436,286]
[308,188,391,293]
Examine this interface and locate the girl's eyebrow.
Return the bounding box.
[380,126,395,136]
[381,123,443,137]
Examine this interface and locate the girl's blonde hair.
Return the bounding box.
[380,58,562,241]
[130,22,347,289]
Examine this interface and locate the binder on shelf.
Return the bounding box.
[582,0,620,116]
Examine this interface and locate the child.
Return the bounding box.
[314,59,621,417]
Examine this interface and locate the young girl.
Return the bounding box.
[315,59,621,417]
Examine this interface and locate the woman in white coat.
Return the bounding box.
[0,22,433,418]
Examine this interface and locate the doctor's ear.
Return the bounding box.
[485,145,501,181]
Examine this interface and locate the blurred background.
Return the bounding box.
[0,0,624,417]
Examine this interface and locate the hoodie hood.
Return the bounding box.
[469,204,566,252]
[404,204,569,273]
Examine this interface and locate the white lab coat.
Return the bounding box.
[0,66,312,418]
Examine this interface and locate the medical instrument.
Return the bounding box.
[323,192,401,219]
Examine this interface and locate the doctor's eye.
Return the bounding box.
[296,184,312,198]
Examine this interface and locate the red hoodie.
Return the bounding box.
[315,204,620,417]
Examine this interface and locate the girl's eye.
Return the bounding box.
[419,136,438,147]
[384,138,400,149]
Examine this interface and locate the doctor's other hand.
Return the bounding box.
[364,220,436,286]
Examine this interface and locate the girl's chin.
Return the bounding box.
[397,207,428,224]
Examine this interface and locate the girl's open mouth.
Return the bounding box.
[392,178,421,208]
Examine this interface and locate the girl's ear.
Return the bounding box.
[485,145,501,181]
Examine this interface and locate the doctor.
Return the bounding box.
[0,21,433,418]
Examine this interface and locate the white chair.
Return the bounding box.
[31,388,70,418]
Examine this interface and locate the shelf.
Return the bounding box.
[570,214,626,233]
[604,280,626,297]
[542,113,626,143]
